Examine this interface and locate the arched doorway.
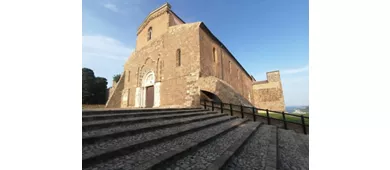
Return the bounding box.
[141,71,155,108]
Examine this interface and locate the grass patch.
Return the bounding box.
[257,110,309,125]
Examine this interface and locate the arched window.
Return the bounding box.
[176,49,181,67]
[213,47,217,62]
[147,27,152,41]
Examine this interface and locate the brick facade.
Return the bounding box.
[106,3,286,112]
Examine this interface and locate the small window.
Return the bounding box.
[147,27,152,41]
[176,49,181,67]
[213,47,217,62]
[237,69,240,80]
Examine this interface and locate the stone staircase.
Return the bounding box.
[82,107,309,170]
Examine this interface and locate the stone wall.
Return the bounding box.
[108,80,117,100]
[198,25,254,104]
[252,71,286,112]
[119,22,202,108]
[106,3,286,110]
[105,72,125,108]
[197,76,253,107]
[169,11,185,26]
[136,4,171,51]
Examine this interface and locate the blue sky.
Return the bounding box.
[82,0,308,106]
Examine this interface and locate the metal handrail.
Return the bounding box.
[201,100,309,134]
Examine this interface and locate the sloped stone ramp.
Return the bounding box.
[82,107,308,170]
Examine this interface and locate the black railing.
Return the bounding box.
[201,100,309,134]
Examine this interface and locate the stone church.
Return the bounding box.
[106,3,286,112]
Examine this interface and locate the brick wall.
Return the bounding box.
[120,22,201,108]
[136,4,171,51]
[198,25,254,105]
[106,3,286,110]
[252,71,285,112]
[106,72,125,108]
[169,11,185,26]
[197,76,253,107]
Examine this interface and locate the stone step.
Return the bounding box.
[82,107,203,116]
[299,133,309,152]
[82,111,214,131]
[223,125,278,170]
[82,108,206,121]
[157,121,261,170]
[205,121,262,170]
[82,115,235,168]
[292,132,309,155]
[82,113,226,145]
[277,129,309,170]
[83,118,247,170]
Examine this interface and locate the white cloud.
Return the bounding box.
[281,65,309,74]
[103,3,119,13]
[82,35,133,61]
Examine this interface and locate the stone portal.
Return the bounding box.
[136,71,160,108]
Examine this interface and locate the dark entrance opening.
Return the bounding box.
[146,86,154,108]
[200,90,222,103]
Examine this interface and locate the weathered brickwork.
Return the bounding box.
[169,11,185,26]
[106,3,285,111]
[136,4,170,51]
[198,26,254,106]
[106,72,125,108]
[252,71,285,112]
[197,76,252,107]
[107,80,118,100]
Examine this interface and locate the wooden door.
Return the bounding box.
[145,86,154,108]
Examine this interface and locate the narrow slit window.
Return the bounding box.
[213,47,217,62]
[176,49,181,67]
[147,27,152,41]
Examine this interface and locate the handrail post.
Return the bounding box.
[229,103,233,116]
[301,115,307,134]
[282,112,287,130]
[266,109,270,125]
[203,100,206,109]
[252,107,256,121]
[211,101,214,111]
[220,102,224,113]
[240,105,244,118]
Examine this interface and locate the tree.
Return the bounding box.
[82,68,108,104]
[82,68,95,104]
[113,74,121,83]
[92,77,108,104]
